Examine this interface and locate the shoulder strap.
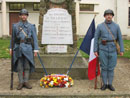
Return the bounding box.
[104,23,115,40]
[19,27,28,38]
[104,22,117,44]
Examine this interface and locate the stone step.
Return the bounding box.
[0,94,130,98]
[34,54,88,68]
[30,68,88,79]
[31,54,88,79]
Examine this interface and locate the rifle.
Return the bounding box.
[10,31,14,90]
[94,57,99,89]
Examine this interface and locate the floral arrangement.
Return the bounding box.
[40,74,74,88]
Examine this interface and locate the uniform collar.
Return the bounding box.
[19,20,29,28]
[105,20,113,24]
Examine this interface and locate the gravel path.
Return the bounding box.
[0,58,130,97]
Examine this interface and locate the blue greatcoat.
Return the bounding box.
[10,21,39,73]
[94,20,124,85]
[94,21,124,54]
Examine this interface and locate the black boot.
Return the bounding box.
[108,85,115,91]
[101,84,107,90]
[24,82,32,89]
[17,83,23,90]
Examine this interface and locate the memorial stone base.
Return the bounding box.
[31,53,88,80]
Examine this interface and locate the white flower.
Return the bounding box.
[64,77,68,81]
[50,81,54,85]
[57,77,60,80]
[65,82,69,88]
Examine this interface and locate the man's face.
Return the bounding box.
[20,14,28,21]
[105,14,113,21]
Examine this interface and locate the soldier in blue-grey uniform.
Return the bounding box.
[94,9,124,91]
[10,9,39,90]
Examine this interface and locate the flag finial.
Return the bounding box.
[94,14,97,19]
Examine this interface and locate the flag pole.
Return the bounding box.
[93,14,99,89]
[93,15,101,89]
[94,14,97,19]
[37,53,48,75]
[10,29,14,90]
[94,57,99,89]
[66,49,80,75]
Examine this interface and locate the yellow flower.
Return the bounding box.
[44,81,47,85]
[71,80,74,85]
[49,83,53,87]
[40,83,42,87]
[53,77,56,80]
[45,85,49,88]
[54,79,57,83]
[42,77,47,80]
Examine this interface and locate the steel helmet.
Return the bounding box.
[19,9,29,16]
[104,9,114,17]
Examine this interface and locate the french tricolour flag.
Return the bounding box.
[80,19,100,80]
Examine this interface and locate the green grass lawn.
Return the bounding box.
[0,38,10,58]
[0,38,130,58]
[122,40,130,58]
[77,38,89,58]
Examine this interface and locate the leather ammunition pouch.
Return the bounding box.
[102,40,107,45]
[102,40,114,45]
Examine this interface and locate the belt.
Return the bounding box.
[16,39,31,44]
[106,40,114,42]
[20,40,25,43]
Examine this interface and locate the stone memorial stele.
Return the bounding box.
[32,0,88,79]
[42,8,73,45]
[41,8,73,53]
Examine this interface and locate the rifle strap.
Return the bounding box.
[104,23,117,45]
[19,27,28,38]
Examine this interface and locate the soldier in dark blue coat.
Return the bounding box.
[10,9,39,90]
[94,9,124,91]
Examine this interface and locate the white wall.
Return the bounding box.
[117,0,130,36]
[79,13,95,35]
[25,3,39,34]
[0,2,1,37]
[6,3,9,36]
[78,0,115,35]
[28,13,39,34]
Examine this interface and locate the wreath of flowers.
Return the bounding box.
[40,74,74,88]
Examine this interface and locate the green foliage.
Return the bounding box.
[77,38,89,58]
[0,38,11,58]
[119,40,130,58]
